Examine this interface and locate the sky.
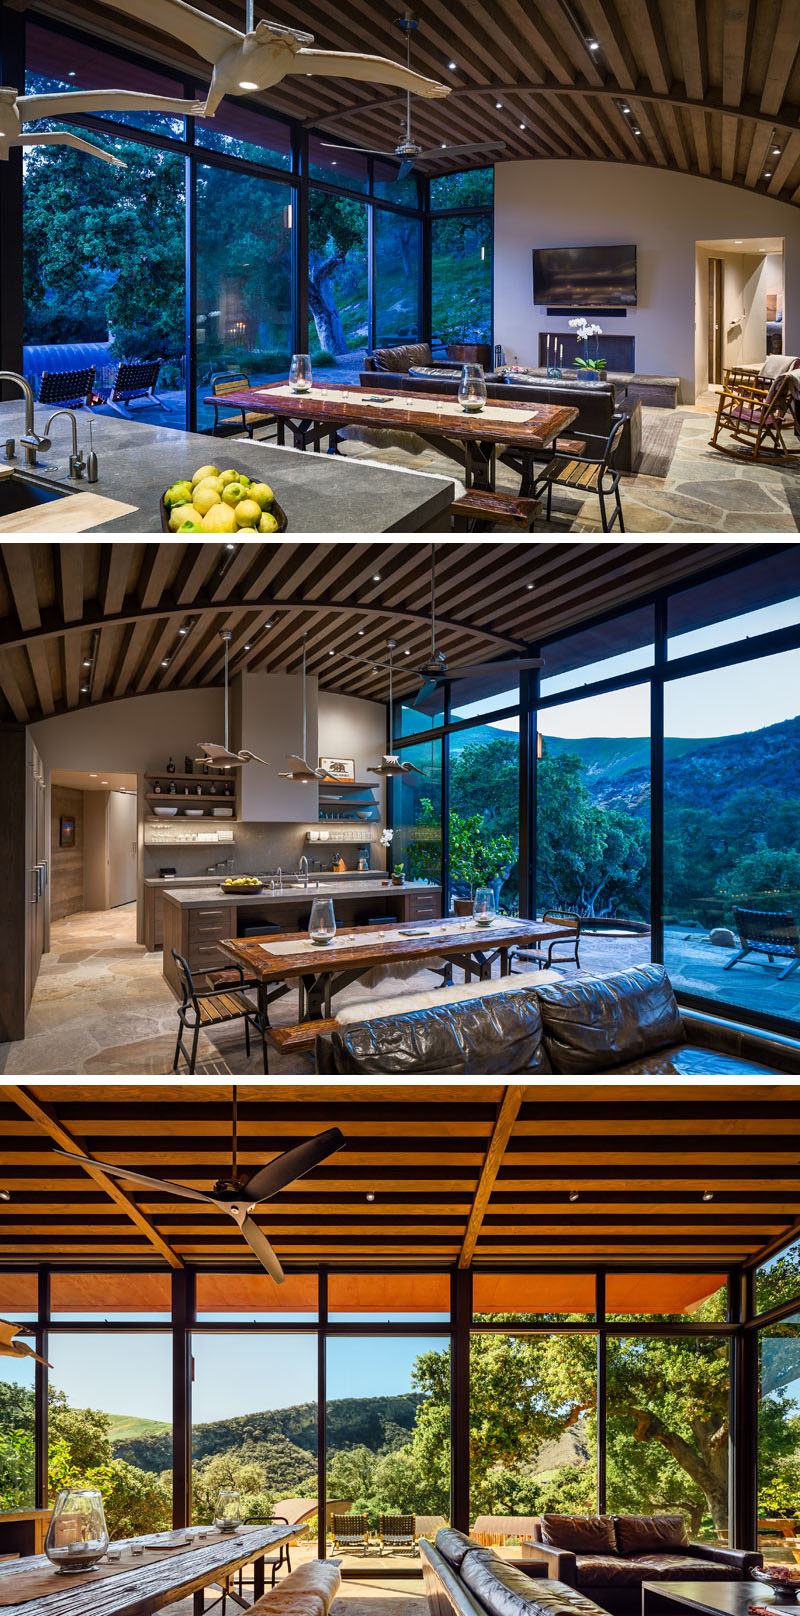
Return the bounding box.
[43,1331,447,1426]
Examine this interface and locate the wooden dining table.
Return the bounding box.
[219,916,576,1021]
[204,381,579,494]
[0,1522,304,1616]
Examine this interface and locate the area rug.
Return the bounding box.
[636,410,688,477]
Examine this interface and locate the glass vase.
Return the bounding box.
[458,363,487,412]
[44,1488,109,1573]
[289,353,313,393]
[214,1489,242,1531]
[472,886,496,926]
[309,897,337,945]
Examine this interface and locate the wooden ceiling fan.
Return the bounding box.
[51,1090,345,1283]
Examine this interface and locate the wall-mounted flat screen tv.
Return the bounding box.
[533,244,637,307]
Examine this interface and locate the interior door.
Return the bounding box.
[107,791,137,908]
[708,257,724,385]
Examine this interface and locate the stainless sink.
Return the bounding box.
[0,474,67,515]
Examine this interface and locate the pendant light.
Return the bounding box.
[195,630,269,768]
[368,640,422,777]
[279,634,326,783]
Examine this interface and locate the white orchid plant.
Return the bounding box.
[379,828,394,847]
[569,316,606,371]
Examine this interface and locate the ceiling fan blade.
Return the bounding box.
[319,141,395,155]
[50,1146,216,1205]
[242,1128,345,1204]
[237,1213,285,1283]
[414,139,506,161]
[411,678,438,709]
[448,657,544,677]
[397,158,416,181]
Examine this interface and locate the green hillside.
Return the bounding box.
[107,1413,172,1442]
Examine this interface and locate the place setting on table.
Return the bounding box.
[0,1485,303,1616]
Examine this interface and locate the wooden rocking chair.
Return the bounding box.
[709,366,800,463]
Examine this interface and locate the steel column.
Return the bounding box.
[172,1268,194,1529]
[451,1268,471,1532]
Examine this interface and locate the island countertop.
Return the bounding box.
[161,879,440,908]
[0,403,455,533]
[143,869,388,887]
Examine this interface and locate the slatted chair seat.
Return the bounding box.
[171,949,267,1074]
[330,1514,370,1555]
[209,372,272,438]
[531,415,627,531]
[379,1514,417,1555]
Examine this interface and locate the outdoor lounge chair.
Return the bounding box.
[37,365,96,410]
[379,1514,416,1555]
[97,358,170,416]
[709,363,800,463]
[724,906,800,981]
[330,1513,370,1555]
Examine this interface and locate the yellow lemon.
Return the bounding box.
[168,503,191,531]
[165,480,193,508]
[258,511,280,533]
[234,498,262,528]
[248,482,274,510]
[221,481,246,508]
[191,464,220,486]
[195,475,224,497]
[192,485,222,518]
[178,515,205,533]
[200,503,238,533]
[218,470,240,488]
[236,472,251,487]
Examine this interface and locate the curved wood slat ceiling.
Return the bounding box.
[1,1084,799,1270]
[34,0,800,208]
[0,541,755,724]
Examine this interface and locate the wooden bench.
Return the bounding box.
[265,1019,337,1066]
[451,488,540,531]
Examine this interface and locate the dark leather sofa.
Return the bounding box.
[315,963,800,1075]
[420,1527,606,1616]
[524,1514,762,1616]
[357,363,641,472]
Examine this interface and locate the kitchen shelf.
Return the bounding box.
[146,814,239,823]
[145,771,235,783]
[318,778,380,823]
[145,792,234,803]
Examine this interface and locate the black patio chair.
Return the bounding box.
[99,358,169,416]
[379,1514,417,1555]
[171,949,267,1073]
[724,907,800,981]
[209,371,273,437]
[330,1513,370,1555]
[38,366,96,410]
[531,414,627,531]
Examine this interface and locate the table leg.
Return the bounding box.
[276,419,285,447]
[193,1589,205,1616]
[253,1554,265,1602]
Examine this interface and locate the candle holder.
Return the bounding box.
[472,886,496,927]
[44,1489,109,1573]
[458,363,487,413]
[309,897,337,946]
[289,354,313,393]
[214,1490,242,1532]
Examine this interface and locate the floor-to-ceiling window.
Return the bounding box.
[430,167,494,354]
[755,1238,800,1565]
[375,210,421,347]
[391,738,443,887]
[308,191,369,367]
[0,1275,37,1511]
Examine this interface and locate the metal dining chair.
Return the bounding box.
[531,414,627,531]
[171,949,267,1074]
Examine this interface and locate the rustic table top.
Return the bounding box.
[0,1523,302,1616]
[219,917,574,982]
[204,383,579,450]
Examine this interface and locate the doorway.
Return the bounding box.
[108,790,137,908]
[707,257,723,386]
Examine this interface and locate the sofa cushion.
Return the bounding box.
[318,989,552,1075]
[574,1556,653,1587]
[627,1554,732,1581]
[461,1554,608,1616]
[435,1526,481,1568]
[373,341,432,373]
[540,1516,617,1554]
[535,965,684,1073]
[615,1516,688,1555]
[610,1044,776,1075]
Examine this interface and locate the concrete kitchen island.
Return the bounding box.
[161,879,442,996]
[0,405,455,532]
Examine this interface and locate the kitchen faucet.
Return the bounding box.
[0,372,51,468]
[43,410,85,479]
[276,866,283,892]
[298,855,309,890]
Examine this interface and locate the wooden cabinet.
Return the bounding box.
[399,887,443,922]
[162,898,237,996]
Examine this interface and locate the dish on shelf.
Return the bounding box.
[153,805,178,817]
[184,807,205,816]
[212,807,235,817]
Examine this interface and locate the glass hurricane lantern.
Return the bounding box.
[309,897,337,945]
[289,353,313,393]
[472,886,496,926]
[214,1489,242,1531]
[44,1488,109,1573]
[458,363,487,412]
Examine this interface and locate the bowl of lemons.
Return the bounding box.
[220,876,265,894]
[161,466,287,533]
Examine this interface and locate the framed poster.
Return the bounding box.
[319,757,355,782]
[59,816,75,847]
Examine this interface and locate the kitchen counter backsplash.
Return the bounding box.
[142,822,386,882]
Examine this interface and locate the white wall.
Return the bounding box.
[30,687,224,775]
[494,161,800,402]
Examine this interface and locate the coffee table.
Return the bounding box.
[642,1580,772,1616]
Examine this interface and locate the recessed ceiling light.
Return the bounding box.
[702,1190,714,1202]
[178,626,188,636]
[448,61,456,70]
[0,1188,9,1201]
[80,685,89,693]
[265,621,273,628]
[68,70,76,77]
[244,643,251,651]
[239,80,258,89]
[404,648,411,655]
[372,573,381,582]
[329,649,335,655]
[734,238,743,244]
[101,780,109,785]
[764,171,772,178]
[90,773,97,777]
[587,37,599,49]
[519,122,526,130]
[332,160,337,165]
[496,101,503,109]
[82,658,91,667]
[366,1190,375,1202]
[569,1189,580,1202]
[225,542,236,550]
[621,103,630,113]
[633,127,641,135]
[441,142,447,148]
[773,146,781,155]
[358,630,365,636]
[526,583,534,590]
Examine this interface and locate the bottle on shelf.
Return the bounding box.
[166,757,176,774]
[154,783,162,795]
[184,755,193,774]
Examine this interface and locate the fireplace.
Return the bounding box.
[539,332,636,372]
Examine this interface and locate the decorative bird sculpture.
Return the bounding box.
[278,754,327,782]
[98,0,450,115]
[367,753,423,776]
[0,1318,50,1366]
[0,86,210,166]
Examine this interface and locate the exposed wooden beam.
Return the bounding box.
[2,1086,183,1269]
[459,1086,526,1270]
